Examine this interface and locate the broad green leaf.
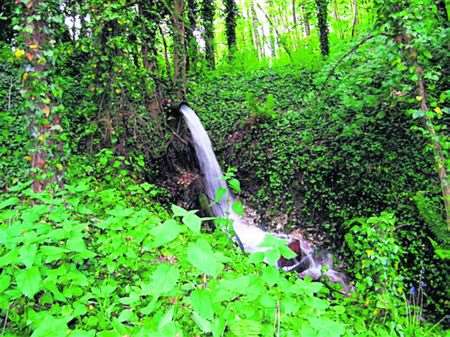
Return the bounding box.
[0,197,18,210]
[192,312,212,333]
[228,179,241,193]
[16,266,41,298]
[0,273,11,292]
[66,236,87,253]
[31,315,68,337]
[158,306,174,330]
[214,187,227,203]
[19,244,37,268]
[229,319,261,337]
[171,204,188,217]
[41,246,67,263]
[69,331,96,337]
[147,264,179,296]
[117,309,135,323]
[182,212,202,234]
[190,289,214,320]
[308,317,345,337]
[231,200,244,216]
[187,239,224,277]
[149,219,182,248]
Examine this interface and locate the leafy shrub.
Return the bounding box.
[0,158,444,336]
[188,49,449,319]
[344,213,404,319]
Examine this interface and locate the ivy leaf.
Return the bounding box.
[231,200,245,216]
[228,178,241,193]
[187,239,224,277]
[16,266,42,298]
[214,187,227,203]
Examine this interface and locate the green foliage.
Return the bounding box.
[245,92,277,120]
[189,32,449,318]
[2,161,436,337]
[0,45,30,189]
[413,192,448,246]
[344,213,404,318]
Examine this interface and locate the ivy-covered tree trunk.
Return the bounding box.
[19,0,63,192]
[139,1,159,74]
[172,0,187,100]
[201,0,215,68]
[315,0,329,56]
[375,0,450,228]
[224,0,238,55]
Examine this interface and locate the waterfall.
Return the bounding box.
[180,103,352,292]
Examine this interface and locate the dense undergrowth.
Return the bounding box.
[0,155,445,337]
[1,0,449,334]
[188,33,449,320]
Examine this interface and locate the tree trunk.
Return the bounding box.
[416,66,450,228]
[351,0,359,37]
[201,0,215,68]
[315,0,329,56]
[20,0,62,192]
[186,0,198,73]
[251,4,263,58]
[333,0,339,20]
[292,0,297,26]
[172,0,187,101]
[224,0,238,56]
[159,25,172,83]
[302,3,311,37]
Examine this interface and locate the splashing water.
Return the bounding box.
[180,103,351,292]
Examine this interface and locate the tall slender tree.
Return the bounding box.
[172,0,187,100]
[301,3,311,37]
[18,0,62,192]
[315,0,329,56]
[351,0,359,37]
[201,0,215,68]
[186,0,199,72]
[224,0,238,55]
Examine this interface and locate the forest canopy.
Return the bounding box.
[0,0,449,336]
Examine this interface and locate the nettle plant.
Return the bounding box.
[344,212,404,318]
[0,165,351,337]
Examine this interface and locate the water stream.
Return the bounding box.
[180,103,351,292]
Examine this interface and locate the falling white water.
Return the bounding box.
[180,103,352,292]
[180,104,267,252]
